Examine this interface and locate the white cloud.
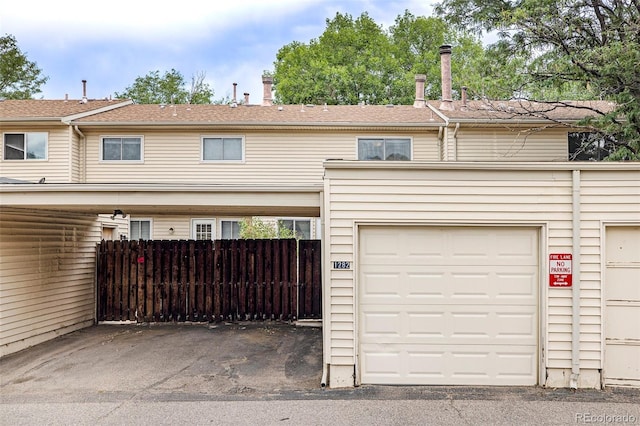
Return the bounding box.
[1,0,317,43]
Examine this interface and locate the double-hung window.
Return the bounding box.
[202,137,243,161]
[130,219,151,240]
[278,219,311,239]
[220,220,240,239]
[3,132,47,160]
[101,136,142,161]
[358,137,411,161]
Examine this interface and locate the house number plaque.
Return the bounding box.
[332,261,351,270]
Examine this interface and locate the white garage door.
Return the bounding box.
[604,226,640,387]
[359,226,539,385]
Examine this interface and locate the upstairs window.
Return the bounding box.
[102,136,142,161]
[358,138,411,161]
[568,132,624,161]
[3,132,47,160]
[202,137,243,161]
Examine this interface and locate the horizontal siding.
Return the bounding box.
[579,170,640,370]
[0,125,72,183]
[455,127,568,161]
[324,166,640,377]
[0,208,102,357]
[83,129,439,185]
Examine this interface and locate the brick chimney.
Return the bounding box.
[461,86,468,110]
[439,45,453,111]
[244,92,250,104]
[262,75,273,106]
[413,74,426,108]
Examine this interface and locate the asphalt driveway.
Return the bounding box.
[0,322,323,402]
[2,323,640,425]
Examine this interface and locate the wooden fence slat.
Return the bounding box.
[213,240,222,320]
[256,240,264,319]
[204,240,213,322]
[265,240,273,319]
[153,241,163,321]
[96,242,106,321]
[186,241,195,321]
[311,240,322,318]
[129,240,139,321]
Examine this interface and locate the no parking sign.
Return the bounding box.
[549,253,572,287]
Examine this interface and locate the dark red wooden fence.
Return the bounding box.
[97,239,321,322]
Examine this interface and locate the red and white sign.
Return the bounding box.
[549,253,572,287]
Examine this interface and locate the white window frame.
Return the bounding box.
[356,136,412,161]
[219,218,242,239]
[2,132,48,160]
[277,217,313,239]
[129,218,152,240]
[191,218,216,240]
[100,135,144,162]
[201,135,245,162]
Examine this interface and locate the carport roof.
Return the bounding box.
[0,183,322,217]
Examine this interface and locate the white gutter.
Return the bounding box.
[570,169,582,389]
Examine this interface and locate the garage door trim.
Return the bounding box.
[353,221,545,386]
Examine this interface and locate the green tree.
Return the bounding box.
[434,0,640,160]
[238,217,296,239]
[272,11,498,105]
[274,12,397,105]
[0,34,48,99]
[115,69,214,104]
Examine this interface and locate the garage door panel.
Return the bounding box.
[359,226,539,386]
[361,305,537,345]
[360,227,538,266]
[361,268,537,305]
[604,344,640,384]
[606,267,640,300]
[605,304,640,340]
[360,343,537,385]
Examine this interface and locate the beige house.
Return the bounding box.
[1,51,638,388]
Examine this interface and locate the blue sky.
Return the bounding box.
[1,0,436,102]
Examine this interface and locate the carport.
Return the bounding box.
[0,182,322,357]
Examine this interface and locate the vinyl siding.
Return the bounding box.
[580,170,640,370]
[82,129,439,184]
[0,125,72,183]
[0,208,101,357]
[454,127,569,161]
[323,164,640,387]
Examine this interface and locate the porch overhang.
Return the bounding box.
[0,183,323,217]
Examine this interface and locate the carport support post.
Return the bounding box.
[570,169,582,389]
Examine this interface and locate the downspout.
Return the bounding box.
[73,126,86,183]
[437,126,444,161]
[320,186,329,388]
[452,122,460,161]
[570,169,581,389]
